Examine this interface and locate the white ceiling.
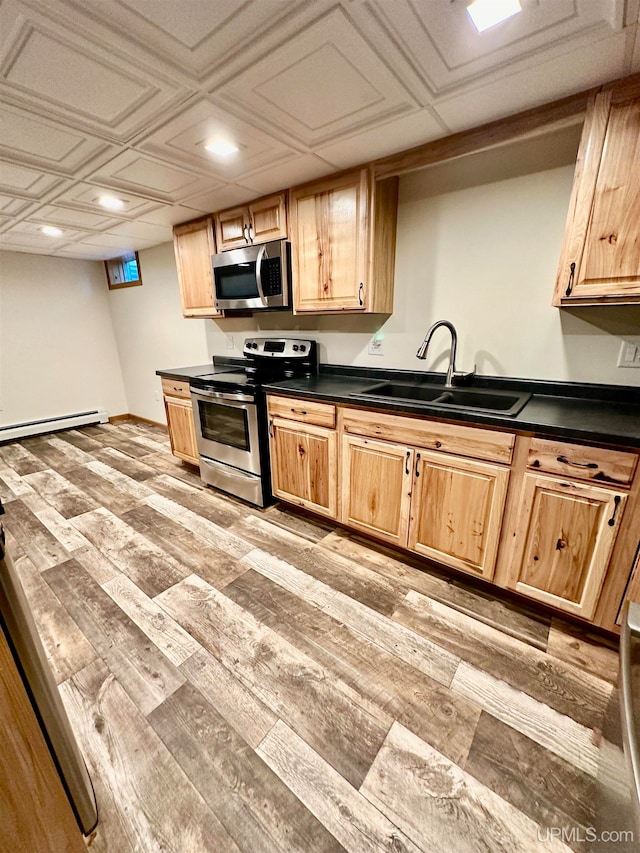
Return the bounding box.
[0,0,638,260]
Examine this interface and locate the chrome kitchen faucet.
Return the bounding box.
[416,320,475,388]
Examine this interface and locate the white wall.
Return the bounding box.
[0,251,127,426]
[107,241,210,424]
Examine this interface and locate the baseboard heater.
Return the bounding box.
[0,409,108,443]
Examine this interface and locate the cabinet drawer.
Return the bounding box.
[527,438,637,486]
[341,407,514,465]
[161,377,191,399]
[267,395,336,428]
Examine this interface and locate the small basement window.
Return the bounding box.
[105,251,142,289]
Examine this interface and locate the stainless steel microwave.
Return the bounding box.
[212,239,291,311]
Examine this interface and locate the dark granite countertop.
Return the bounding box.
[156,357,244,383]
[262,366,640,449]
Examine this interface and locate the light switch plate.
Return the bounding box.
[225,334,234,350]
[617,340,640,368]
[368,333,384,356]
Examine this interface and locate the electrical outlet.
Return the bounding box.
[155,390,161,401]
[617,340,640,368]
[225,334,234,350]
[368,333,384,357]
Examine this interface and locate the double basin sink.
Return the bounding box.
[351,380,531,417]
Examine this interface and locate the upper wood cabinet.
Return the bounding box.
[214,193,287,251]
[554,82,640,306]
[289,168,398,314]
[172,217,221,318]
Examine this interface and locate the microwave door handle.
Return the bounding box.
[255,243,268,306]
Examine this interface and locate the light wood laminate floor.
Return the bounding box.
[0,421,621,853]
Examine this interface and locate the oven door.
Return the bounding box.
[191,388,261,475]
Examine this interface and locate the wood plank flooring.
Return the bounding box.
[0,421,619,853]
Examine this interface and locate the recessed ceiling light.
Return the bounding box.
[467,0,521,32]
[98,194,125,210]
[204,138,239,157]
[41,225,63,237]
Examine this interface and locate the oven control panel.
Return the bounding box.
[243,338,314,358]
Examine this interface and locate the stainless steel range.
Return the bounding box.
[190,338,318,507]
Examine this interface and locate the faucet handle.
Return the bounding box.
[452,365,476,387]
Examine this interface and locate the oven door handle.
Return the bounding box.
[255,243,267,306]
[191,388,254,404]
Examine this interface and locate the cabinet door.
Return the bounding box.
[554,89,640,305]
[408,450,509,580]
[0,627,86,853]
[249,193,287,243]
[270,418,337,518]
[215,206,249,251]
[164,396,199,465]
[341,435,413,548]
[290,169,369,312]
[173,218,220,317]
[510,473,626,620]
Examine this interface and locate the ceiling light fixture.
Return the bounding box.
[204,138,239,157]
[466,0,521,32]
[98,194,125,210]
[41,225,63,237]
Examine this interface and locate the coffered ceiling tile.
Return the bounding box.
[433,30,629,132]
[181,184,261,215]
[87,151,208,203]
[136,204,209,227]
[214,6,419,147]
[52,182,172,220]
[32,0,313,81]
[239,154,337,195]
[137,98,300,179]
[0,11,187,141]
[0,160,65,198]
[0,104,115,176]
[367,0,623,94]
[105,220,174,244]
[317,108,446,169]
[0,192,36,216]
[32,204,122,231]
[55,242,129,260]
[77,232,155,250]
[1,219,83,249]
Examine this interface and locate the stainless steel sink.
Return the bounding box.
[350,381,531,417]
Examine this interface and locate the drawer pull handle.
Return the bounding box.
[405,451,410,475]
[291,408,307,415]
[415,452,421,478]
[565,261,576,296]
[557,455,598,470]
[433,440,442,449]
[608,495,621,527]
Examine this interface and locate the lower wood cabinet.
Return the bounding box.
[507,473,626,620]
[161,377,199,466]
[408,450,510,580]
[266,394,639,629]
[164,396,199,465]
[341,435,413,548]
[270,417,337,518]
